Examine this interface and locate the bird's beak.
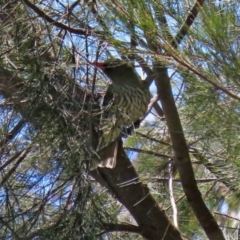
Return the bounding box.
[92,62,104,68]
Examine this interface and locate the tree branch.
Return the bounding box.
[153,64,225,240]
[99,223,141,235]
[172,0,205,48]
[0,118,27,153]
[0,147,30,186]
[163,44,240,101]
[125,146,171,159]
[22,0,100,36]
[96,142,183,240]
[168,160,178,228]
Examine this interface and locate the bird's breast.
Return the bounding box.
[113,84,150,126]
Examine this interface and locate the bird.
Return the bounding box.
[93,59,151,169]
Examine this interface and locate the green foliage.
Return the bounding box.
[1,0,240,239]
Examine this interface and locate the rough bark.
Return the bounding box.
[154,66,225,240]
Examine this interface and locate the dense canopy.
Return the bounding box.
[0,0,240,239]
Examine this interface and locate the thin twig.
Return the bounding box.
[124,146,171,159]
[214,212,240,222]
[136,132,171,146]
[22,0,100,36]
[168,159,178,227]
[0,119,26,152]
[0,147,30,186]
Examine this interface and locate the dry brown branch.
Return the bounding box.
[154,64,225,240]
[172,0,205,48]
[22,0,100,36]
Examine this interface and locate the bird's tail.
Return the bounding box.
[91,140,119,169]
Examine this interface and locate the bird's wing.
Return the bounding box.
[102,84,115,107]
[94,85,120,169]
[97,85,119,149]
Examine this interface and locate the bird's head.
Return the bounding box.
[93,59,140,86]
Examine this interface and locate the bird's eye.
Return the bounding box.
[106,66,115,72]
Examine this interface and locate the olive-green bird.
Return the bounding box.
[94,59,151,168]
